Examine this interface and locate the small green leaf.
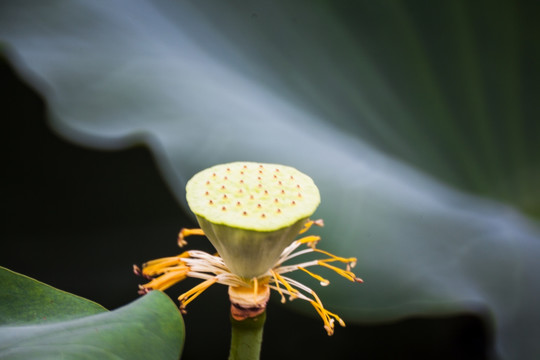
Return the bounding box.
[0,267,184,360]
[0,267,106,326]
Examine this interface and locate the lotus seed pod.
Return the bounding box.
[186,161,320,278]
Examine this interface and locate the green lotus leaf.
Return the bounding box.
[0,267,184,360]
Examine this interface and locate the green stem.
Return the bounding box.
[228,311,266,360]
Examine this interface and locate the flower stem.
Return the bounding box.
[228,311,266,360]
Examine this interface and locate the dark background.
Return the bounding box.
[2,56,492,359]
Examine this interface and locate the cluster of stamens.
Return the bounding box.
[135,220,362,335]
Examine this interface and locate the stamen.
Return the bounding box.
[133,264,152,279]
[140,268,189,292]
[142,253,189,276]
[309,300,334,335]
[298,266,330,286]
[317,261,363,283]
[178,277,219,312]
[271,272,299,300]
[309,290,345,335]
[313,248,356,264]
[138,284,151,295]
[178,228,205,247]
[270,270,287,303]
[267,275,345,335]
[299,219,324,234]
[252,277,258,304]
[297,235,321,247]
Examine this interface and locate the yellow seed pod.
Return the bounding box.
[186,161,320,278]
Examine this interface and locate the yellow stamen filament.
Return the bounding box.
[317,261,363,283]
[178,228,205,247]
[140,268,189,292]
[252,277,258,304]
[309,300,334,335]
[298,266,330,286]
[296,235,321,249]
[313,248,356,265]
[271,272,300,300]
[311,290,345,327]
[268,275,345,335]
[309,292,346,336]
[142,253,190,276]
[299,220,313,234]
[298,219,324,234]
[178,277,219,311]
[270,270,287,303]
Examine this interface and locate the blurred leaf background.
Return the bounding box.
[1,1,539,359]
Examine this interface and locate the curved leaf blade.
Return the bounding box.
[0,267,184,360]
[0,266,106,326]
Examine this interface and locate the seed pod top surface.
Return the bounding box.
[186,162,320,231]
